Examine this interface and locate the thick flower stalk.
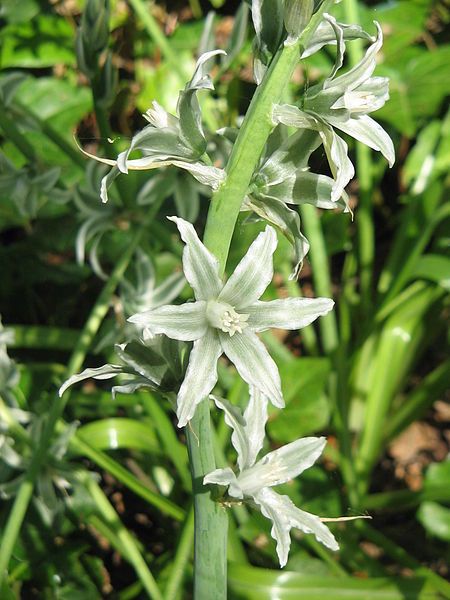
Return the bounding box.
[204,389,338,567]
[129,217,334,427]
[273,16,394,202]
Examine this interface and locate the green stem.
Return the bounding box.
[203,1,335,274]
[0,223,146,587]
[384,359,450,442]
[128,0,189,81]
[364,486,450,512]
[299,205,338,353]
[164,506,195,600]
[189,0,202,19]
[85,476,163,600]
[343,0,374,316]
[186,401,228,600]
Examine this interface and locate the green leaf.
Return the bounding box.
[0,0,40,23]
[77,418,160,455]
[228,563,437,599]
[16,77,91,139]
[417,501,450,542]
[409,254,450,291]
[424,460,450,492]
[0,15,75,68]
[376,46,450,137]
[402,121,441,192]
[268,358,331,441]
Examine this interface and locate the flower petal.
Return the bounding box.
[333,114,395,167]
[253,488,293,567]
[243,387,269,470]
[318,125,355,202]
[245,297,334,332]
[176,328,222,427]
[254,488,338,567]
[220,329,283,408]
[245,195,310,281]
[128,301,208,341]
[168,217,222,301]
[203,467,242,498]
[211,386,268,471]
[328,22,383,92]
[287,504,339,552]
[59,364,123,397]
[244,436,326,491]
[210,395,250,471]
[219,226,277,308]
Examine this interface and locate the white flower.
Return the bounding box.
[204,389,339,567]
[129,218,334,426]
[76,51,227,203]
[273,17,394,202]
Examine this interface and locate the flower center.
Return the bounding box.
[206,301,249,336]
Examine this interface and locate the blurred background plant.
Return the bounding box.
[0,0,449,597]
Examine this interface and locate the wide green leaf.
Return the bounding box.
[77,418,160,454]
[228,563,437,599]
[0,15,75,68]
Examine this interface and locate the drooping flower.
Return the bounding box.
[129,217,334,426]
[204,389,339,566]
[78,51,227,203]
[273,16,394,202]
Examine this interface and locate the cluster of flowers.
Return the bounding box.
[64,7,393,567]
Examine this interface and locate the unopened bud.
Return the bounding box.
[284,0,314,44]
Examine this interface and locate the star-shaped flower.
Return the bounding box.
[129,217,333,426]
[204,389,339,567]
[273,17,394,202]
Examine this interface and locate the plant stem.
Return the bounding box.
[186,401,228,600]
[0,223,146,587]
[185,4,335,596]
[203,1,335,275]
[343,0,374,316]
[128,0,189,81]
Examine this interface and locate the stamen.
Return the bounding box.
[206,301,249,336]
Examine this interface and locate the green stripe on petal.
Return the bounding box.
[176,328,222,427]
[243,388,268,469]
[168,217,222,301]
[220,329,284,408]
[245,297,334,332]
[318,125,355,202]
[128,301,208,341]
[219,226,277,308]
[255,488,338,567]
[253,488,293,567]
[241,437,326,491]
[333,114,395,167]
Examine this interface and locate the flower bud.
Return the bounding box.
[284,0,314,44]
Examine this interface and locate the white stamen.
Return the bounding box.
[206,301,249,336]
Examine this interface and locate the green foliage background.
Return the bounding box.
[0,0,449,597]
